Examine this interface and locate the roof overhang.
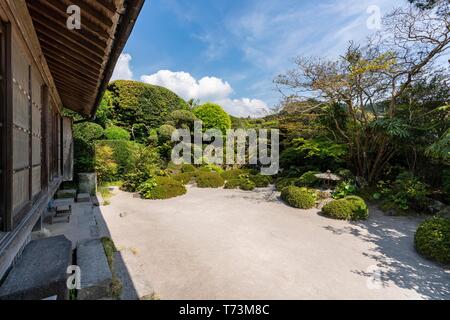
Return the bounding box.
[25,0,145,118]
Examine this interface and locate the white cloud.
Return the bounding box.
[141,69,270,117]
[218,98,271,118]
[111,53,133,81]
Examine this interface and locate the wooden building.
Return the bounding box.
[0,0,144,280]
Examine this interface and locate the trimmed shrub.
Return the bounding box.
[181,164,196,173]
[224,179,241,189]
[104,125,130,141]
[415,217,450,265]
[158,124,176,142]
[139,176,187,200]
[221,169,248,181]
[196,172,224,188]
[172,172,195,185]
[95,140,141,176]
[296,171,320,187]
[74,122,104,141]
[239,179,256,191]
[193,103,231,134]
[281,186,317,209]
[322,196,369,220]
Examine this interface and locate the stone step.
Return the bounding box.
[56,189,77,199]
[77,239,112,300]
[0,236,72,300]
[77,193,91,203]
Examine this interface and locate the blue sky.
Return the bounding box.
[111,0,407,117]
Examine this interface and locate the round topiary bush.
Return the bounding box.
[139,176,186,200]
[196,172,225,188]
[181,164,196,173]
[158,124,176,142]
[322,196,369,220]
[415,217,450,265]
[221,169,248,181]
[193,102,231,134]
[281,186,317,209]
[104,125,130,141]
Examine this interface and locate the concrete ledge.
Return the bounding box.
[0,235,72,300]
[77,193,91,203]
[77,239,112,300]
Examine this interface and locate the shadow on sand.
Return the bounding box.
[323,207,450,299]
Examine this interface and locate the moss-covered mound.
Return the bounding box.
[415,217,450,265]
[196,172,225,188]
[139,176,187,200]
[322,196,368,220]
[281,186,317,209]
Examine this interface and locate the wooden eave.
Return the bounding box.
[25,0,145,117]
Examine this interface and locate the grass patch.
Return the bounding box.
[101,237,123,300]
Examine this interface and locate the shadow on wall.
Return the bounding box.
[323,207,450,300]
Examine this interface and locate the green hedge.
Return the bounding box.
[322,196,369,220]
[415,217,450,265]
[196,172,224,188]
[281,186,317,209]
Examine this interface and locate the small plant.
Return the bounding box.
[322,196,369,220]
[275,177,297,191]
[196,172,225,188]
[224,179,241,189]
[172,172,195,185]
[415,217,450,265]
[281,186,317,209]
[238,175,256,191]
[332,180,357,199]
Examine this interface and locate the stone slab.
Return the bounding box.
[0,236,72,300]
[77,239,112,300]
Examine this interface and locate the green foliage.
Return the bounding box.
[280,138,347,170]
[95,145,118,183]
[196,172,225,188]
[224,179,241,189]
[104,125,131,141]
[221,169,249,181]
[275,177,298,191]
[171,172,195,185]
[204,163,224,174]
[169,109,197,129]
[74,122,104,141]
[96,91,114,128]
[296,171,320,187]
[426,128,450,165]
[95,140,141,177]
[107,81,189,142]
[415,217,450,265]
[73,122,104,173]
[193,103,231,134]
[139,176,187,200]
[332,181,357,199]
[322,196,369,220]
[239,178,256,191]
[158,124,176,142]
[121,146,162,192]
[281,186,317,209]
